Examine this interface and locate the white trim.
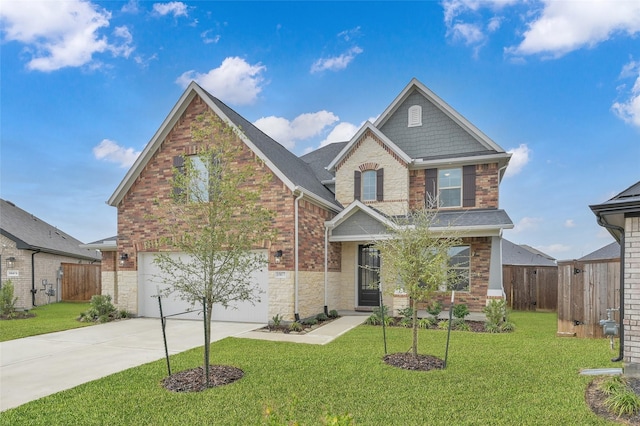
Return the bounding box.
[412,152,511,170]
[487,289,504,298]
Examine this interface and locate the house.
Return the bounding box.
[0,199,102,309]
[502,239,557,311]
[557,241,620,338]
[103,78,513,322]
[590,180,640,376]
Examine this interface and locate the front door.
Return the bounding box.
[358,244,380,307]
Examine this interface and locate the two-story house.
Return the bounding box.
[102,78,512,322]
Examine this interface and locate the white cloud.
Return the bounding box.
[512,216,542,233]
[612,60,640,128]
[510,0,640,57]
[152,2,188,17]
[310,46,363,73]
[564,219,576,228]
[201,30,220,44]
[93,139,140,168]
[337,27,361,42]
[121,0,139,14]
[504,143,531,177]
[0,0,133,71]
[176,57,266,105]
[254,111,339,149]
[319,122,360,147]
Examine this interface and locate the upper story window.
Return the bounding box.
[362,170,377,201]
[173,154,218,203]
[438,168,462,207]
[408,105,422,127]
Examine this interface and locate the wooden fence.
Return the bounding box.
[503,265,558,312]
[61,263,101,302]
[557,259,620,338]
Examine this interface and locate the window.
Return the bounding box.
[438,168,462,207]
[362,170,377,201]
[190,155,209,202]
[173,154,217,203]
[408,105,422,127]
[448,246,470,292]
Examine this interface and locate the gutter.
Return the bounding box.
[293,188,304,321]
[31,250,41,307]
[597,213,625,363]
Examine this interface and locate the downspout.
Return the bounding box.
[294,188,304,321]
[597,214,625,363]
[31,250,41,307]
[324,224,330,316]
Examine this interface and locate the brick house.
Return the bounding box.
[590,181,640,377]
[0,199,101,309]
[102,78,513,322]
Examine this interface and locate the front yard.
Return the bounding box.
[0,302,91,342]
[0,311,620,425]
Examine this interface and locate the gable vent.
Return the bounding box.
[408,105,422,127]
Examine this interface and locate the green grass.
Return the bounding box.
[0,302,91,342]
[0,312,620,425]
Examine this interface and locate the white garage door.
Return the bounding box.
[138,251,269,323]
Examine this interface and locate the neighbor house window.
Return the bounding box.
[438,168,462,207]
[408,105,422,127]
[448,246,470,292]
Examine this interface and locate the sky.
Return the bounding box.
[1,0,639,261]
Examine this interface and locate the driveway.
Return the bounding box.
[0,318,262,411]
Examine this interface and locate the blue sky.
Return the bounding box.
[1,0,639,260]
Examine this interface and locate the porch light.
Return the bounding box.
[5,256,15,268]
[119,253,129,266]
[274,250,283,264]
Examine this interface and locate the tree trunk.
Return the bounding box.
[412,298,419,357]
[203,299,212,387]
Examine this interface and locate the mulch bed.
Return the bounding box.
[0,311,35,320]
[162,365,244,392]
[585,376,640,425]
[383,353,444,371]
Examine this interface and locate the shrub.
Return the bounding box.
[365,314,381,325]
[0,281,18,316]
[397,306,413,318]
[453,304,469,319]
[398,316,412,328]
[316,313,328,322]
[437,320,449,330]
[426,300,442,317]
[604,387,640,416]
[303,318,318,326]
[328,309,339,318]
[483,299,514,333]
[271,313,282,327]
[78,295,128,323]
[289,321,303,332]
[418,317,435,329]
[599,376,627,396]
[453,318,470,331]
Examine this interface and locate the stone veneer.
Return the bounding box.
[624,216,640,377]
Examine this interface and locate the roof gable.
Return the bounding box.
[374,78,509,162]
[0,199,101,260]
[108,82,340,211]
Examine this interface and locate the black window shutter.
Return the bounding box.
[463,165,476,207]
[425,168,437,207]
[376,168,384,201]
[354,170,361,201]
[172,155,185,199]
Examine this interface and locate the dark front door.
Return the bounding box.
[358,245,380,307]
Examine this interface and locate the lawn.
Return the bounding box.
[0,302,91,342]
[0,312,620,425]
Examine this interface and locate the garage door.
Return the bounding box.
[138,251,269,323]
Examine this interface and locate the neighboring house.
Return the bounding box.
[591,181,640,376]
[502,239,557,312]
[557,241,620,338]
[103,78,513,322]
[0,199,102,309]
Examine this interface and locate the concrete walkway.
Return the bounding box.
[0,316,366,411]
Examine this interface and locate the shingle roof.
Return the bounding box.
[300,141,347,182]
[202,91,340,208]
[502,239,556,266]
[0,199,101,261]
[430,208,513,230]
[579,241,620,261]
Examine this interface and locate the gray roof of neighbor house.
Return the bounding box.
[0,199,101,261]
[502,239,556,266]
[579,241,620,261]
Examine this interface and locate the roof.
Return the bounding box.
[579,241,620,261]
[108,82,341,211]
[300,141,347,183]
[80,236,118,251]
[0,199,101,261]
[590,180,640,240]
[502,239,556,266]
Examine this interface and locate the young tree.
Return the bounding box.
[152,111,276,386]
[374,206,462,358]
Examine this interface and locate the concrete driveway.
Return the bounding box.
[0,318,262,411]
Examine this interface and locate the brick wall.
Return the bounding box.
[624,215,640,376]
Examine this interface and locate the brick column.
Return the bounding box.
[624,216,640,377]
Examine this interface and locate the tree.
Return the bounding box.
[152,111,276,386]
[374,206,462,358]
